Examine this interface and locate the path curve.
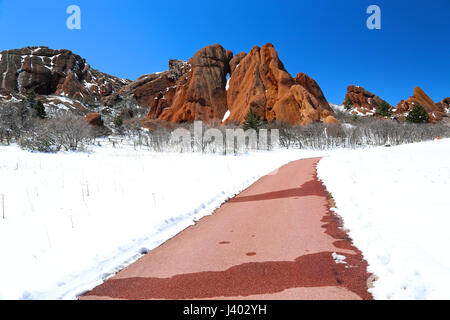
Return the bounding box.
[81,158,372,300]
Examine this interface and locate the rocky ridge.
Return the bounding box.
[0,44,338,126]
[342,85,392,116]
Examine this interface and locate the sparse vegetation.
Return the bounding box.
[0,100,95,152]
[1,97,449,154]
[19,114,95,152]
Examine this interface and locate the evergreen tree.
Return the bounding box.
[114,115,123,128]
[376,101,392,117]
[242,108,263,131]
[406,105,430,123]
[34,100,47,119]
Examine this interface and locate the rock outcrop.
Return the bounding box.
[106,59,191,120]
[229,52,246,75]
[225,44,336,125]
[394,87,445,122]
[0,46,130,103]
[342,85,392,116]
[1,44,338,126]
[437,97,450,114]
[157,44,231,122]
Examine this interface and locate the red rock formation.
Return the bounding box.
[1,44,339,127]
[110,59,190,120]
[343,85,392,115]
[158,44,231,122]
[295,72,333,120]
[394,87,445,122]
[229,52,246,75]
[226,44,336,125]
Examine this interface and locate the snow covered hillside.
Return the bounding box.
[0,143,328,300]
[318,138,450,300]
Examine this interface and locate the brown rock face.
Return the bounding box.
[343,85,392,115]
[295,73,333,119]
[229,52,246,75]
[0,46,129,103]
[394,87,445,122]
[226,44,335,125]
[158,43,231,122]
[85,112,104,127]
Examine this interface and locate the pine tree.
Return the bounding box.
[114,115,123,128]
[406,105,430,123]
[34,100,47,119]
[242,108,263,131]
[376,101,392,117]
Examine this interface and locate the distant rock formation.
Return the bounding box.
[0,46,129,104]
[0,44,338,126]
[394,87,445,122]
[437,97,450,114]
[2,45,448,126]
[342,85,392,116]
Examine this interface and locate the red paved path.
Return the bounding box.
[81,158,372,300]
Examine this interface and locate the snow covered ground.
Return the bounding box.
[0,141,329,300]
[1,137,448,300]
[318,138,450,300]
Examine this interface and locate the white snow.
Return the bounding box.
[0,142,330,300]
[332,252,347,264]
[45,95,87,111]
[222,110,231,123]
[329,103,375,116]
[83,80,99,91]
[2,135,449,300]
[329,103,345,112]
[318,138,450,300]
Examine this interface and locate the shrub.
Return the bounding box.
[19,114,95,152]
[406,105,430,123]
[113,114,124,131]
[376,101,392,117]
[34,100,47,119]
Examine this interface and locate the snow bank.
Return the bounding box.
[318,138,450,300]
[0,142,328,300]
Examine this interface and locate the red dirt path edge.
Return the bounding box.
[314,162,374,300]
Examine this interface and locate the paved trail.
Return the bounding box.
[81,158,372,300]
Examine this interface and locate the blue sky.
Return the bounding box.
[0,0,449,105]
